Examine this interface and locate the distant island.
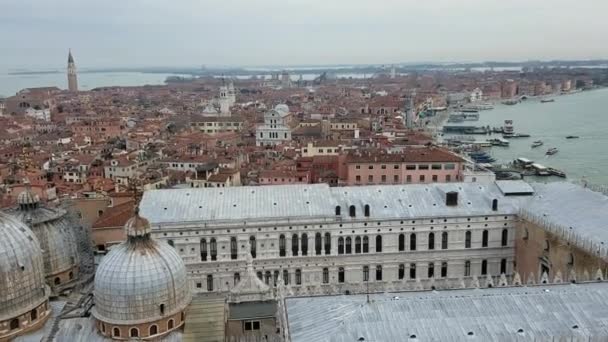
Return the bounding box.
[7,59,608,77]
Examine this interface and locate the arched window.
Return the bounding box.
[168,319,174,330]
[257,271,263,280]
[464,260,471,276]
[230,237,238,260]
[441,262,448,278]
[376,235,382,252]
[130,328,139,337]
[54,277,61,285]
[210,238,217,260]
[544,240,550,251]
[428,263,435,278]
[113,327,120,337]
[428,232,435,250]
[568,253,575,265]
[410,263,416,279]
[501,229,508,247]
[279,235,286,257]
[31,308,38,321]
[149,325,158,336]
[523,228,529,240]
[482,230,489,248]
[101,323,106,333]
[295,269,302,285]
[234,272,241,285]
[335,206,341,216]
[465,231,471,248]
[200,238,207,261]
[249,236,257,258]
[160,304,165,315]
[410,234,417,251]
[492,198,498,211]
[349,205,356,217]
[338,267,345,283]
[273,270,280,286]
[481,260,488,275]
[441,232,448,250]
[264,271,271,285]
[398,234,405,251]
[398,264,405,279]
[364,204,370,217]
[292,234,299,256]
[324,233,331,255]
[168,239,174,247]
[207,274,213,291]
[315,233,322,255]
[283,270,289,285]
[345,237,352,254]
[355,236,362,253]
[363,266,369,281]
[500,259,507,274]
[322,268,329,284]
[10,318,19,330]
[338,237,344,254]
[376,265,383,281]
[301,233,308,256]
[69,271,74,280]
[363,236,369,253]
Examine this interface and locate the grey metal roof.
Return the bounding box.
[495,180,535,195]
[139,182,524,226]
[522,182,608,258]
[228,301,277,320]
[286,282,608,342]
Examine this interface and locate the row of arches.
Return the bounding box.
[185,229,510,262]
[102,316,180,338]
[338,235,381,254]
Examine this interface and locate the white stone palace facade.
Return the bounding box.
[138,181,532,296]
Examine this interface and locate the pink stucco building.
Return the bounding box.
[345,148,465,186]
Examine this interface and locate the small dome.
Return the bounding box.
[17,187,39,207]
[275,104,289,115]
[93,213,191,325]
[124,211,151,237]
[0,211,49,321]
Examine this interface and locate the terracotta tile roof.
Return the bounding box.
[347,147,464,163]
[92,200,135,229]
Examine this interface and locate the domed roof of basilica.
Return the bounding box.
[7,185,79,282]
[0,211,49,321]
[92,209,191,325]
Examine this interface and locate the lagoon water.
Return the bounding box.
[0,71,179,97]
[448,88,608,185]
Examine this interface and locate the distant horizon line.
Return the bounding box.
[3,58,608,74]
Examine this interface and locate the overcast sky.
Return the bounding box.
[1,0,607,70]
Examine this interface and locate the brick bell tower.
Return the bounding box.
[67,49,78,92]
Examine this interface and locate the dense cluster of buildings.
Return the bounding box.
[2,52,608,341]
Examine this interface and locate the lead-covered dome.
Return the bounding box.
[8,185,80,291]
[0,211,50,336]
[93,211,191,330]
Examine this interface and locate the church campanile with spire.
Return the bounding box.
[67,49,78,92]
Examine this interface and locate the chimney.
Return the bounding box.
[446,191,458,206]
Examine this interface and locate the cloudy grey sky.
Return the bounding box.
[1,0,607,69]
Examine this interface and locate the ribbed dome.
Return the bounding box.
[0,211,49,321]
[93,213,191,325]
[17,188,39,206]
[8,192,79,285]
